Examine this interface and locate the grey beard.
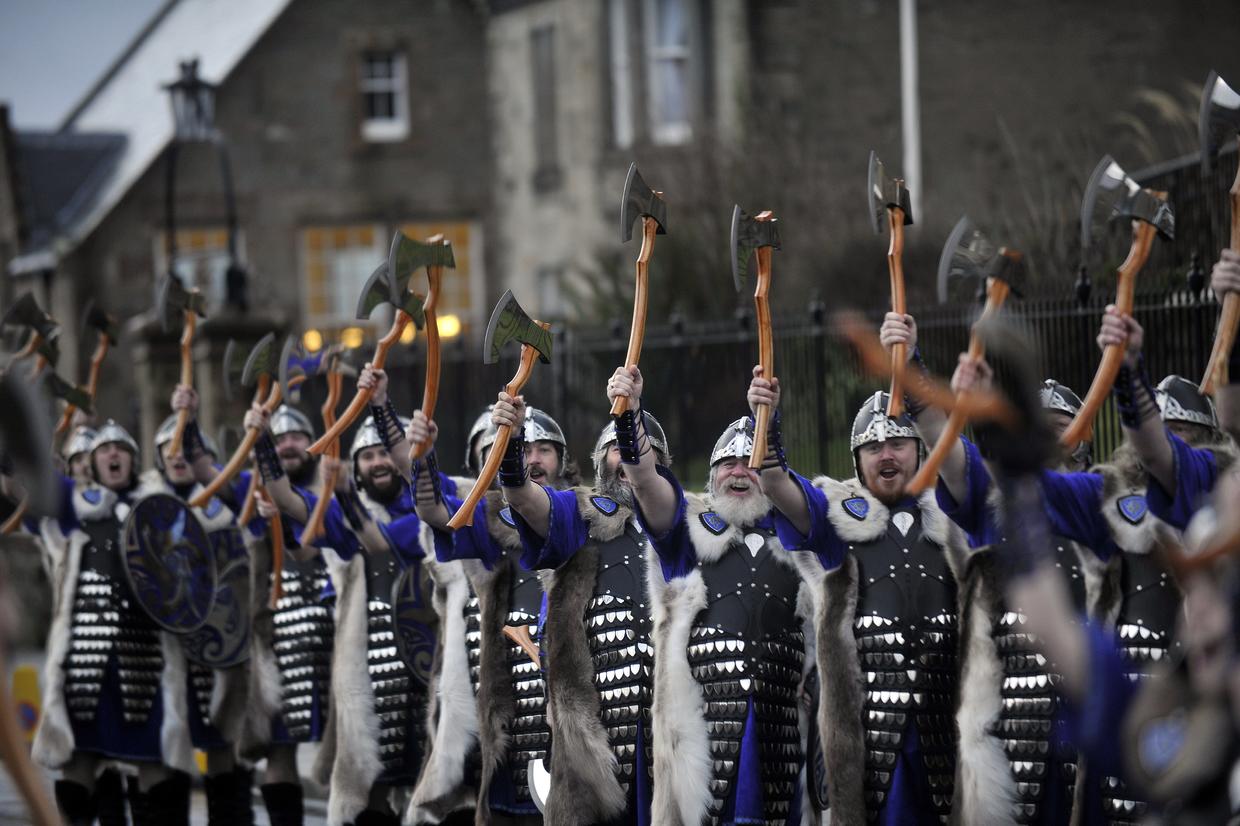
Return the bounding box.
[707,487,772,528]
[596,465,633,508]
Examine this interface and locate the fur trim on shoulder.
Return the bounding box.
[573,487,631,543]
[70,484,116,523]
[683,493,739,564]
[483,491,524,554]
[645,545,713,826]
[813,476,889,544]
[160,632,196,774]
[31,530,85,768]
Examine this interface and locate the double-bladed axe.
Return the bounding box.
[446,291,553,530]
[1059,156,1174,447]
[867,151,915,418]
[2,293,59,380]
[611,163,668,417]
[158,273,208,460]
[906,216,1026,495]
[53,302,118,438]
[281,336,348,544]
[1198,70,1240,394]
[731,206,780,469]
[308,232,427,455]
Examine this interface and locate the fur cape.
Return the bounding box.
[407,477,481,825]
[534,487,633,826]
[32,473,206,774]
[237,528,284,762]
[786,476,974,826]
[644,491,817,826]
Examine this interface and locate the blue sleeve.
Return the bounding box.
[440,473,459,499]
[433,493,500,568]
[1058,622,1139,779]
[379,514,425,566]
[1147,431,1219,530]
[27,474,75,535]
[771,471,847,571]
[289,486,360,561]
[511,486,590,570]
[1039,471,1114,560]
[635,466,695,581]
[934,437,997,547]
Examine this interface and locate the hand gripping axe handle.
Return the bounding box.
[309,232,430,454]
[157,275,208,459]
[303,357,346,544]
[1198,71,1240,394]
[1060,156,1173,447]
[447,291,554,530]
[906,235,1023,495]
[611,163,668,416]
[732,206,781,469]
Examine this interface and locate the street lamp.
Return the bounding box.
[162,59,247,312]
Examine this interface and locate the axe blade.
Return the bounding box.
[221,338,244,402]
[620,163,668,242]
[1199,71,1240,173]
[79,300,118,344]
[935,216,998,304]
[158,274,208,333]
[0,370,58,518]
[46,372,92,412]
[1080,155,1175,251]
[398,292,427,330]
[867,151,915,235]
[987,248,1028,297]
[2,293,57,341]
[388,232,456,292]
[241,332,279,388]
[278,335,307,405]
[730,206,781,292]
[356,263,394,320]
[483,290,553,366]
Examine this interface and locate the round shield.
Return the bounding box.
[121,493,217,633]
[180,525,252,668]
[391,561,437,682]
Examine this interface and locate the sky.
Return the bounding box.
[0,0,166,130]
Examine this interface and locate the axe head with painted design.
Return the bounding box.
[936,215,1026,304]
[484,290,553,366]
[730,206,781,292]
[354,262,427,327]
[240,332,280,390]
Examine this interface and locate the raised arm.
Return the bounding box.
[606,365,677,535]
[492,391,551,536]
[359,364,412,481]
[324,455,389,554]
[244,403,309,523]
[170,384,217,484]
[1211,250,1240,439]
[748,365,808,535]
[408,410,451,529]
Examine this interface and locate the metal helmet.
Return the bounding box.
[153,414,180,469]
[90,419,139,457]
[465,405,496,474]
[62,426,97,461]
[1156,375,1218,430]
[592,410,671,478]
[1040,379,1083,418]
[850,392,919,451]
[270,405,315,440]
[710,417,755,466]
[350,415,411,464]
[523,407,567,450]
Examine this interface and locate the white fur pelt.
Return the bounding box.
[238,531,282,761]
[314,551,382,826]
[406,523,479,824]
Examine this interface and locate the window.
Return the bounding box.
[153,228,242,315]
[529,26,561,191]
[301,225,387,330]
[360,51,409,142]
[644,0,695,145]
[608,0,634,149]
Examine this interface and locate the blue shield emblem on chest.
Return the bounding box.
[699,511,728,535]
[1138,714,1186,773]
[1117,495,1147,525]
[499,506,517,528]
[590,495,619,516]
[843,497,869,521]
[83,488,102,505]
[204,497,223,520]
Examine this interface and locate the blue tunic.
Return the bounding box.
[1146,431,1221,530]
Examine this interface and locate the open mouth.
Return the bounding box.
[529,467,546,482]
[878,466,900,481]
[108,460,122,474]
[726,479,752,495]
[370,468,392,484]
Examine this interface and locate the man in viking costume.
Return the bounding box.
[412,401,575,824]
[32,420,198,825]
[63,426,98,485]
[747,365,969,826]
[602,365,812,825]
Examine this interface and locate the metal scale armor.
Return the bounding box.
[272,554,333,741]
[850,507,957,823]
[686,519,804,825]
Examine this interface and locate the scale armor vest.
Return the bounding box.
[505,542,550,803]
[586,522,655,799]
[366,549,427,777]
[994,537,1086,824]
[687,521,804,824]
[851,508,957,822]
[64,518,163,726]
[272,554,333,741]
[464,592,482,695]
[188,663,215,730]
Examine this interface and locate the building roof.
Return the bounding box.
[8,0,294,276]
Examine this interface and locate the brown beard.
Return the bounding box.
[362,466,402,505]
[595,464,633,508]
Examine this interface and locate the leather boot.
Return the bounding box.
[53,779,95,826]
[354,809,401,826]
[94,768,130,826]
[137,771,191,826]
[260,782,304,826]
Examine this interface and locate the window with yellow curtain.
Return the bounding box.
[300,224,387,330]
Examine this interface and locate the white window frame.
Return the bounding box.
[299,224,388,329]
[644,0,696,146]
[360,51,410,142]
[609,0,634,149]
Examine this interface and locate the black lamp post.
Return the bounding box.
[162,59,247,312]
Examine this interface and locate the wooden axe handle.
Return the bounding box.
[0,642,59,826]
[12,333,41,362]
[749,242,775,470]
[309,309,414,456]
[168,310,197,461]
[1060,219,1159,447]
[0,498,27,535]
[54,335,111,439]
[264,490,285,609]
[1200,157,1240,395]
[238,471,260,525]
[503,624,541,667]
[447,334,548,530]
[413,267,443,460]
[886,208,909,417]
[611,216,659,417]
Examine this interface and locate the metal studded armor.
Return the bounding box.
[272,554,333,741]
[687,520,804,824]
[851,507,957,822]
[586,520,655,801]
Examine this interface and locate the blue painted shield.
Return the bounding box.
[499,506,517,528]
[121,493,217,633]
[699,512,728,535]
[843,497,870,521]
[82,488,102,505]
[591,495,619,516]
[391,561,437,683]
[1118,495,1148,525]
[1138,714,1186,774]
[180,526,251,668]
